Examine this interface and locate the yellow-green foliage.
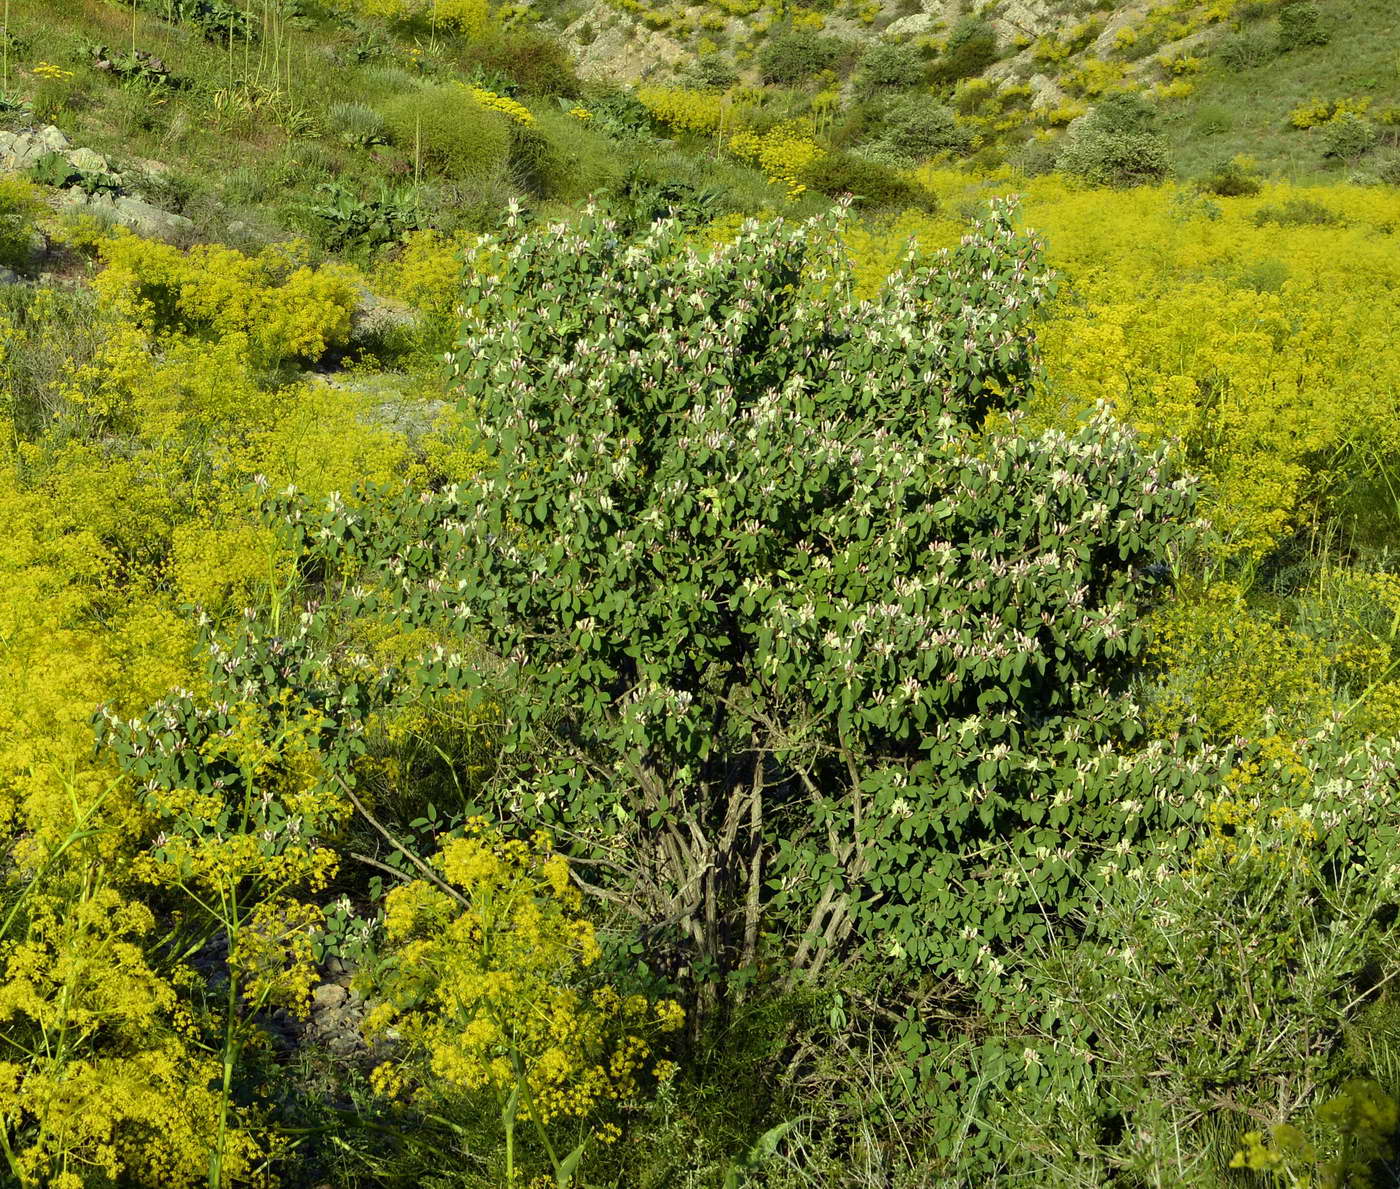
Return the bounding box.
[92,235,357,370]
[382,85,512,180]
[727,119,824,196]
[1060,57,1130,98]
[1289,96,1371,129]
[636,85,729,134]
[367,820,683,1162]
[1149,581,1331,744]
[848,174,1400,566]
[465,83,534,125]
[0,176,41,269]
[638,89,822,197]
[0,232,454,1182]
[327,0,490,32]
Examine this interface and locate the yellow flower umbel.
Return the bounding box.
[367,818,683,1185]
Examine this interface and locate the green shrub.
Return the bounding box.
[693,52,739,89]
[432,201,1199,1012]
[1059,128,1171,187]
[513,107,623,201]
[757,27,846,84]
[856,39,926,92]
[930,16,999,84]
[458,28,582,96]
[1251,196,1344,227]
[381,85,512,180]
[877,95,972,161]
[1216,23,1277,69]
[1089,91,1162,137]
[798,149,936,210]
[1277,1,1329,51]
[1322,113,1378,161]
[1198,158,1262,196]
[1058,94,1171,187]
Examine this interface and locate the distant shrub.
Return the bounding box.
[1321,113,1378,161]
[1057,93,1170,188]
[1059,129,1171,187]
[799,149,936,210]
[856,39,925,91]
[1277,1,1329,51]
[877,96,972,161]
[1375,151,1400,186]
[1250,197,1344,227]
[693,52,739,89]
[459,29,581,96]
[1198,157,1262,196]
[1089,91,1161,137]
[1216,24,1276,69]
[930,16,999,84]
[381,85,512,180]
[757,27,846,84]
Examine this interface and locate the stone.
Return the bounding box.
[0,267,19,286]
[35,125,69,153]
[311,982,348,1011]
[112,195,194,242]
[885,13,938,37]
[0,133,51,173]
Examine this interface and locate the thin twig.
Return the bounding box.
[334,775,471,909]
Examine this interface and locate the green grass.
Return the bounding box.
[1160,0,1400,181]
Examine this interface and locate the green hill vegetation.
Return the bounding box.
[1,0,1400,1186]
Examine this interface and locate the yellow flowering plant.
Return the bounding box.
[366,819,683,1186]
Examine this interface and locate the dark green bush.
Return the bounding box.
[878,95,972,160]
[757,27,847,84]
[930,16,999,84]
[856,39,926,92]
[1059,129,1171,187]
[380,85,512,180]
[1216,24,1277,69]
[1322,113,1378,161]
[1058,94,1170,187]
[693,52,739,89]
[799,149,936,210]
[1198,158,1262,196]
[1090,91,1162,137]
[1251,197,1344,226]
[458,29,582,96]
[1277,1,1329,51]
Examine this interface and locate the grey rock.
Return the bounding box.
[36,125,69,152]
[0,132,51,172]
[113,195,194,241]
[0,267,19,285]
[312,982,348,1012]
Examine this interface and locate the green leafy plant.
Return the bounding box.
[1277,1,1330,52]
[757,27,846,84]
[302,182,421,255]
[25,152,119,196]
